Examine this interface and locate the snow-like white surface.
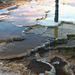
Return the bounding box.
[0,5,17,15]
[0,9,9,15]
[59,4,75,22]
[38,3,75,26]
[0,1,48,26]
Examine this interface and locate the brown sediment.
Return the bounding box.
[0,61,29,75]
[36,13,47,20]
[0,0,47,10]
[0,0,29,10]
[0,2,12,9]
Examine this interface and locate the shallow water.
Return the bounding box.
[0,22,26,39]
[28,24,75,39]
[0,33,50,58]
[0,21,50,58]
[0,15,75,58]
[58,24,75,38]
[0,0,75,58]
[0,22,75,58]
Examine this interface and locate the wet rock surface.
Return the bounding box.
[50,38,67,47]
[57,46,75,54]
[55,39,75,54]
[67,34,75,40]
[28,59,51,74]
[0,34,50,59]
[71,55,75,59]
[50,57,67,75]
[7,6,18,11]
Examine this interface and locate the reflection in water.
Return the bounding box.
[0,22,26,39]
[60,24,63,38]
[54,27,58,38]
[0,0,52,26]
[0,2,46,26]
[0,21,50,58]
[41,24,75,39]
[0,23,75,58]
[28,23,75,39]
[51,24,75,38]
[58,24,75,38]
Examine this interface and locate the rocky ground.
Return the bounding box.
[0,34,75,75]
